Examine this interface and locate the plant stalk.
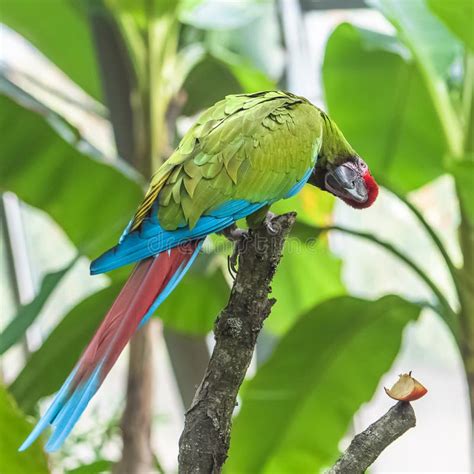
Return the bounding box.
[317,225,458,333]
[384,184,462,304]
[113,324,155,474]
[458,51,474,461]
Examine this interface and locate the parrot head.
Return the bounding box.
[310,156,379,209]
[323,157,378,209]
[309,110,379,209]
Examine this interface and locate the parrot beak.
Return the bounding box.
[325,163,368,204]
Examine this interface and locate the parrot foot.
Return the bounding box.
[228,236,248,278]
[219,224,248,242]
[219,224,249,278]
[263,211,279,235]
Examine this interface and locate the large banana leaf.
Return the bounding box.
[1,0,102,99]
[368,0,461,77]
[226,295,421,473]
[0,94,143,260]
[267,241,345,335]
[428,0,474,50]
[368,0,463,155]
[323,23,448,192]
[10,283,124,413]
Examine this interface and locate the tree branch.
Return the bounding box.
[328,402,416,474]
[178,212,297,473]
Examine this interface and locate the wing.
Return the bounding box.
[156,91,322,229]
[91,91,322,274]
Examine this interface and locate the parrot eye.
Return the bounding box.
[357,158,368,172]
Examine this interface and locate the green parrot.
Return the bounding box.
[20,90,378,452]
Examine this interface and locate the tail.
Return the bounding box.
[19,240,203,452]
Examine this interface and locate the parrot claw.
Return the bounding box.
[219,224,249,279]
[228,234,248,279]
[264,212,279,235]
[227,254,237,279]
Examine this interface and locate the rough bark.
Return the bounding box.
[178,212,297,474]
[328,402,416,474]
[114,323,155,474]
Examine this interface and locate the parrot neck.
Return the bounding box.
[318,112,356,165]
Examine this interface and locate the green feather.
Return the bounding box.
[130,90,356,231]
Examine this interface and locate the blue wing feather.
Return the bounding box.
[91,167,313,275]
[90,200,266,274]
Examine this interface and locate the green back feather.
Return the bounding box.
[131,91,352,231]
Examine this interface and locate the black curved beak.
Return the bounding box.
[325,164,368,203]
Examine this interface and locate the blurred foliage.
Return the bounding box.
[0,0,102,99]
[451,161,474,225]
[0,258,76,355]
[159,255,229,334]
[0,384,49,473]
[66,460,112,474]
[267,241,345,335]
[0,0,473,472]
[227,296,421,473]
[428,0,474,51]
[0,94,143,260]
[323,23,448,191]
[10,283,124,414]
[323,0,474,461]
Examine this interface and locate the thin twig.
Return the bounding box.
[178,212,297,474]
[328,402,416,474]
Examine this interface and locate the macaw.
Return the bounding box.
[20,90,378,452]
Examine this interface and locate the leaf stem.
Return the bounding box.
[317,225,459,334]
[383,184,462,305]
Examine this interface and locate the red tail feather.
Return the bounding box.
[71,241,200,391]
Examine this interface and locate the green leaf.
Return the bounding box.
[369,0,461,77]
[159,257,229,335]
[10,283,123,413]
[182,55,242,115]
[428,0,474,51]
[181,0,280,116]
[451,159,474,225]
[0,258,77,355]
[205,1,284,81]
[211,48,276,93]
[66,460,112,474]
[182,51,275,117]
[272,186,336,228]
[0,384,49,473]
[1,0,102,99]
[323,23,448,191]
[0,94,143,260]
[226,295,421,474]
[368,0,463,156]
[267,238,345,335]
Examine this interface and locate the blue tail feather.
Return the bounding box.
[19,367,78,452]
[44,365,102,452]
[20,240,204,452]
